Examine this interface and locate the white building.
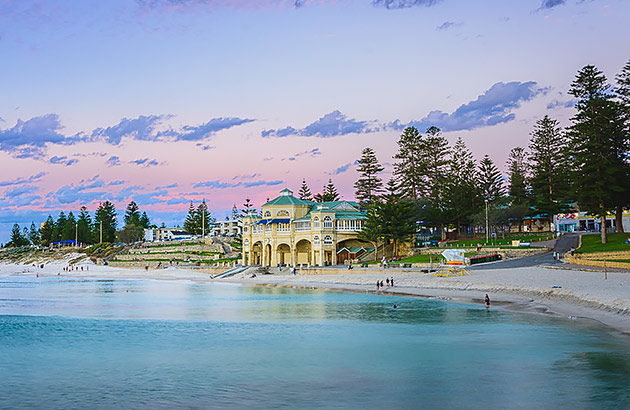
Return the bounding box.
[144,228,157,242]
[156,228,193,241]
[212,220,242,237]
[554,211,630,233]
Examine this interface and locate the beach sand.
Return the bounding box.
[2,254,629,334]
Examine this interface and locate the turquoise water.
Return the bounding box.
[1,275,629,409]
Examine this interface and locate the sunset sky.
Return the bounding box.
[1,0,629,242]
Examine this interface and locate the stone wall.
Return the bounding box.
[567,251,630,270]
[114,253,220,262]
[107,260,236,273]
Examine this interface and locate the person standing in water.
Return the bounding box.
[484,294,491,308]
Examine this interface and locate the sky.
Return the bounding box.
[1,0,629,243]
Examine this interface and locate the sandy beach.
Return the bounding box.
[2,254,629,335]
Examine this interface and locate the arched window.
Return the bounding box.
[244,238,249,248]
[313,216,320,228]
[313,236,320,245]
[277,210,289,217]
[243,225,249,233]
[323,216,333,228]
[323,235,333,245]
[264,211,271,217]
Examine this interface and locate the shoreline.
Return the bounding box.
[221,270,630,336]
[1,258,628,335]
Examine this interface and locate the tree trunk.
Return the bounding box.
[616,206,624,233]
[600,214,608,244]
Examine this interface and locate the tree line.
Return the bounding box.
[348,61,629,245]
[5,198,221,248]
[6,201,147,247]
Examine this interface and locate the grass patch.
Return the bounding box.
[593,258,630,263]
[448,233,553,247]
[200,257,240,264]
[577,233,630,254]
[389,254,444,264]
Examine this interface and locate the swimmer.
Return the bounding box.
[393,303,397,309]
[484,294,491,308]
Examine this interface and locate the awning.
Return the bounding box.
[268,218,290,224]
[255,218,291,225]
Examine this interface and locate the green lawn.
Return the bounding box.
[209,257,240,263]
[389,254,444,264]
[447,233,553,248]
[145,243,184,248]
[577,233,630,254]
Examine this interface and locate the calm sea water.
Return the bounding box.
[1,275,629,410]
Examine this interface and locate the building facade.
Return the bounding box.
[554,211,630,233]
[241,189,372,267]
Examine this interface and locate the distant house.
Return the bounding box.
[212,220,242,237]
[156,228,193,241]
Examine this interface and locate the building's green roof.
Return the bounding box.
[335,212,367,220]
[264,195,315,207]
[263,190,365,219]
[315,200,361,210]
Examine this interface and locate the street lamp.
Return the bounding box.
[485,199,489,245]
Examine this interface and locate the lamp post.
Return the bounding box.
[75,223,78,248]
[485,199,489,245]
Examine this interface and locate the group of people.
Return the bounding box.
[62,265,86,272]
[376,276,395,292]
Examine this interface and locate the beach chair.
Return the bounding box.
[432,249,470,277]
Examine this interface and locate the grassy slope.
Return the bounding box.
[577,233,630,254]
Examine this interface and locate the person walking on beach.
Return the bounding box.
[376,280,381,292]
[386,277,390,287]
[484,294,491,308]
[390,276,394,287]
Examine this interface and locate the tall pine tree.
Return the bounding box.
[124,201,141,226]
[568,65,626,243]
[614,59,630,233]
[314,179,340,202]
[28,222,40,245]
[393,126,424,200]
[77,206,93,245]
[52,211,67,243]
[354,147,384,205]
[184,202,197,234]
[40,215,54,246]
[506,147,530,232]
[528,115,571,225]
[298,179,313,201]
[94,201,118,243]
[444,137,480,234]
[478,155,505,203]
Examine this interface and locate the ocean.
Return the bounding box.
[1,275,629,409]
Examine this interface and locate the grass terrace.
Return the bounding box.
[576,233,630,254]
